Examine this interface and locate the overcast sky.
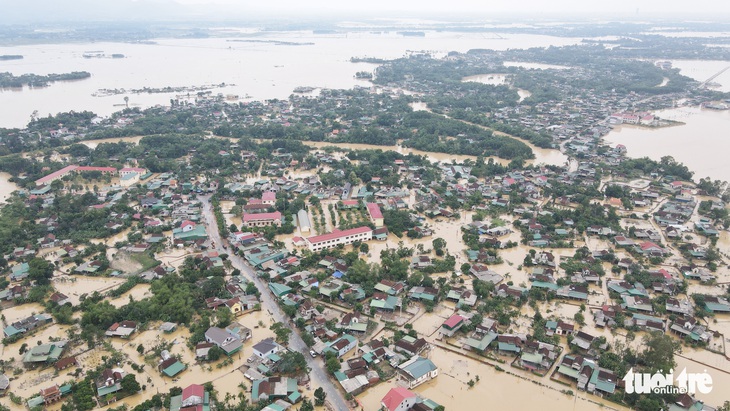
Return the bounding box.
[171,0,727,15]
[1,0,727,23]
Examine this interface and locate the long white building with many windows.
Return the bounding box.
[305,226,372,251]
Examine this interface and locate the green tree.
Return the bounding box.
[28,257,54,285]
[271,322,292,345]
[314,387,326,406]
[121,374,141,394]
[215,307,233,328]
[432,238,447,251]
[277,351,308,376]
[301,332,315,347]
[207,345,223,362]
[325,356,341,374]
[299,399,314,411]
[641,332,680,374]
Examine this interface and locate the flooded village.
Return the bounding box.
[1,22,730,411]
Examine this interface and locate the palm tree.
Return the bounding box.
[124,96,129,108]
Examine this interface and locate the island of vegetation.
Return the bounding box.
[0,71,91,88]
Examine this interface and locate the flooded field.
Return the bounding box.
[357,347,628,411]
[81,135,145,149]
[504,61,573,70]
[91,227,132,247]
[462,73,510,86]
[108,284,153,308]
[675,354,730,406]
[156,247,196,270]
[0,302,47,324]
[52,275,125,305]
[301,139,568,168]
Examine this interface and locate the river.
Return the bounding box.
[0,31,589,129]
[604,106,730,182]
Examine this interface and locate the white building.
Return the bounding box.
[305,226,372,252]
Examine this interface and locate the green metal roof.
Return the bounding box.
[400,356,437,380]
[590,368,616,394]
[27,396,44,408]
[464,332,497,351]
[97,383,122,397]
[268,283,292,297]
[706,302,730,312]
[162,361,186,377]
[557,365,580,379]
[498,342,520,353]
[530,281,559,290]
[521,352,543,364]
[287,391,301,403]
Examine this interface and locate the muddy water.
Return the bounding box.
[81,135,145,149]
[462,73,510,86]
[357,347,628,411]
[156,247,196,270]
[517,88,532,102]
[0,324,75,400]
[675,355,730,406]
[604,106,730,182]
[104,310,278,410]
[301,140,567,168]
[108,284,152,307]
[52,275,125,305]
[0,172,18,204]
[671,60,730,92]
[504,61,572,70]
[462,74,532,102]
[90,227,132,247]
[363,210,472,265]
[0,33,588,129]
[0,302,47,324]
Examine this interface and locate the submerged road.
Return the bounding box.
[200,195,349,411]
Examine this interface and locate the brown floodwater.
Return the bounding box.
[357,347,628,411]
[0,172,18,204]
[300,140,568,168]
[52,275,125,305]
[108,284,153,308]
[604,106,730,182]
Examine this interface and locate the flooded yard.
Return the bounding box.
[1,302,47,324]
